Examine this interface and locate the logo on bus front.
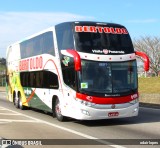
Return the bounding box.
[92,49,125,54]
[103,49,109,54]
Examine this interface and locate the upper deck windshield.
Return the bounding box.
[79,60,137,96]
[74,23,134,55]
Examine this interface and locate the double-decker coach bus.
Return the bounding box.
[6,21,149,121]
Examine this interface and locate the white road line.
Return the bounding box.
[0,106,125,148]
[0,119,40,123]
[0,113,21,115]
[0,108,7,110]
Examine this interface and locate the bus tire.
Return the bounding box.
[52,97,56,118]
[55,98,66,122]
[13,92,16,106]
[18,94,25,110]
[14,93,19,109]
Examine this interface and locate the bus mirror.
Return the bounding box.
[135,51,150,71]
[66,49,81,71]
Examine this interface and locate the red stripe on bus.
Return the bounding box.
[23,88,36,104]
[76,93,138,104]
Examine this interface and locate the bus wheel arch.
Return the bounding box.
[52,95,66,122]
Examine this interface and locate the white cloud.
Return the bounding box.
[0,12,95,57]
[126,19,158,23]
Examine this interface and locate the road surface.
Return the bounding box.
[0,91,159,148]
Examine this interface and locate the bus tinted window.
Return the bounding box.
[20,71,59,89]
[20,32,54,58]
[20,72,30,87]
[74,24,134,55]
[61,56,76,90]
[55,23,74,50]
[43,71,59,89]
[43,32,55,55]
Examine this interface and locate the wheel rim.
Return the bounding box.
[19,99,22,108]
[15,97,19,107]
[55,101,61,117]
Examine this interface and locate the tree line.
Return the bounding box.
[133,36,160,77]
[0,58,6,65]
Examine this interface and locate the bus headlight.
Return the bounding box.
[76,98,96,107]
[129,99,138,105]
[81,109,90,116]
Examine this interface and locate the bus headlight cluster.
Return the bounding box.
[76,98,96,107]
[129,99,138,104]
[81,109,90,116]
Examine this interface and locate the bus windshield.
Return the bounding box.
[74,24,134,55]
[78,60,137,96]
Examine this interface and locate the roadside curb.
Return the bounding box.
[140,102,160,109]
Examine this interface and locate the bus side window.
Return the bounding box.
[61,57,76,90]
[43,71,59,89]
[20,31,55,58]
[43,32,55,55]
[30,72,36,87]
[36,71,43,88]
[20,72,30,87]
[55,23,74,51]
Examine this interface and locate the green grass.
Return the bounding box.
[0,64,6,71]
[138,77,160,93]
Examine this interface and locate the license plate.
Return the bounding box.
[108,112,119,117]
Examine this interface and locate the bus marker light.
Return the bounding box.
[81,109,90,116]
[134,108,138,113]
[111,104,116,109]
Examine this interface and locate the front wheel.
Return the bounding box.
[54,98,66,122]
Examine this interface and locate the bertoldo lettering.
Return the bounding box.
[75,26,128,34]
[19,56,43,71]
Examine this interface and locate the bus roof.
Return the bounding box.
[56,21,124,27]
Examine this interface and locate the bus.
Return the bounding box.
[6,21,149,121]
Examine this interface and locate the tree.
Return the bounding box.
[133,36,160,77]
[0,58,6,86]
[0,58,6,65]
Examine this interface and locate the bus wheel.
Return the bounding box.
[55,98,66,122]
[18,95,25,110]
[15,96,19,109]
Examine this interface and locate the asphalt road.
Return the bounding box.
[0,91,160,148]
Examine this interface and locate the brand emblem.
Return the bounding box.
[103,49,109,54]
[111,104,116,109]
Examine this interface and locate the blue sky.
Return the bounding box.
[0,0,160,57]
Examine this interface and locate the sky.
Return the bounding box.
[0,0,160,58]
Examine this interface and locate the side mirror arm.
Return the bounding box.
[135,51,150,71]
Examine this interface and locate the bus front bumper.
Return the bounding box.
[69,102,139,120]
